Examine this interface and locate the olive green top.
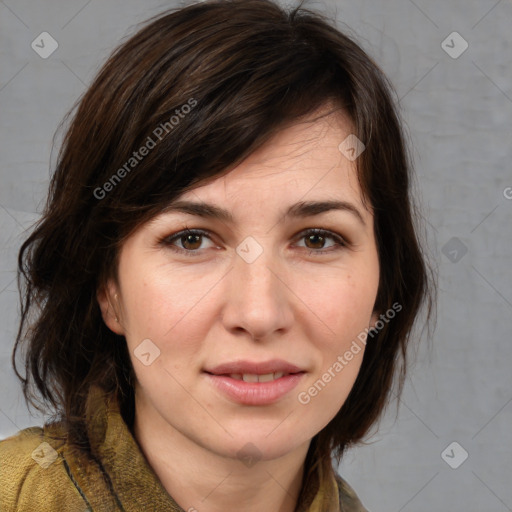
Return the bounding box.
[0,385,367,511]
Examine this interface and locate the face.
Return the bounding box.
[98,107,380,462]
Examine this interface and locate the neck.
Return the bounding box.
[133,391,311,512]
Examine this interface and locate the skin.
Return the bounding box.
[98,105,380,512]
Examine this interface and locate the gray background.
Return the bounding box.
[1,1,511,511]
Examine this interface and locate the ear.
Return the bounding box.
[96,280,124,335]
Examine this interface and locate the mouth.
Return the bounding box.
[203,360,306,405]
[204,371,304,383]
[204,359,305,377]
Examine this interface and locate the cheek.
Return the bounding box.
[121,276,176,340]
[119,262,216,360]
[293,267,377,412]
[294,269,377,347]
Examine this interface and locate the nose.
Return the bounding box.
[221,242,295,341]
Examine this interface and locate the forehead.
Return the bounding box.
[178,108,366,208]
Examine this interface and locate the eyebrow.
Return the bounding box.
[162,199,366,226]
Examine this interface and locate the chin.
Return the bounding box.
[209,429,308,463]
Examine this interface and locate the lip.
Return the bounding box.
[205,359,304,375]
[204,372,305,405]
[203,359,306,406]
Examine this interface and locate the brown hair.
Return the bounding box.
[13,0,434,467]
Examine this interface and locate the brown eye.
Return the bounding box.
[163,229,215,256]
[179,233,203,250]
[304,232,326,250]
[295,228,347,255]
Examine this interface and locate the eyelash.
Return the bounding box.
[160,228,348,257]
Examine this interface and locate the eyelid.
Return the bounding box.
[294,228,349,249]
[160,228,217,254]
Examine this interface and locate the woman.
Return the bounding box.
[0,0,434,510]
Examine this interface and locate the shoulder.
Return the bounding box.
[0,424,87,512]
[334,473,369,512]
